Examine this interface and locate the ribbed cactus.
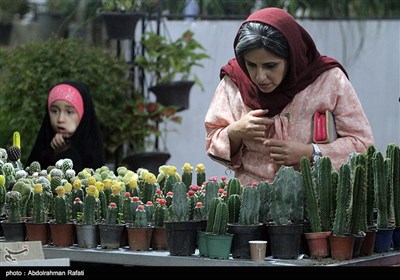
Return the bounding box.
[105,202,119,224]
[226,178,241,198]
[349,163,366,235]
[301,157,322,233]
[332,163,352,235]
[5,191,22,223]
[54,186,68,224]
[211,201,228,235]
[140,172,157,204]
[204,180,219,215]
[153,198,169,227]
[193,201,206,221]
[316,157,333,231]
[365,145,376,227]
[72,197,84,220]
[32,183,47,223]
[373,150,389,229]
[228,193,241,224]
[170,182,189,222]
[387,144,400,227]
[83,186,97,225]
[268,166,303,225]
[122,192,132,223]
[145,201,154,225]
[181,163,193,189]
[134,205,148,227]
[239,183,261,225]
[196,163,206,187]
[206,197,221,232]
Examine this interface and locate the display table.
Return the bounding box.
[42,245,400,267]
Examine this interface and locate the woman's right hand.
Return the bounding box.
[228,109,273,143]
[50,133,69,152]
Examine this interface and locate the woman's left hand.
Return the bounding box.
[264,139,313,166]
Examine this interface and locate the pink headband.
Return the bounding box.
[48,84,84,120]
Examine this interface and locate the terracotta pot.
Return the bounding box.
[330,234,355,260]
[151,227,168,250]
[25,222,50,245]
[359,229,377,256]
[304,231,331,258]
[127,227,153,251]
[49,223,75,247]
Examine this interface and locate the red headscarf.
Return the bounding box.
[220,7,347,117]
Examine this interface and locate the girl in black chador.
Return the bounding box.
[27,81,105,172]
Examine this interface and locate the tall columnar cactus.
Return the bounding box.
[332,163,352,235]
[206,197,221,232]
[95,181,107,220]
[153,198,169,227]
[316,156,333,231]
[268,166,303,225]
[204,179,219,215]
[122,192,132,223]
[181,163,193,190]
[227,194,241,224]
[239,183,261,225]
[226,178,241,198]
[32,183,47,224]
[196,163,206,187]
[163,166,178,194]
[365,145,376,227]
[145,201,154,225]
[54,186,68,224]
[211,201,229,235]
[170,182,189,222]
[83,185,97,225]
[141,173,157,205]
[134,205,148,228]
[387,144,400,227]
[373,150,389,229]
[349,163,366,235]
[301,157,322,233]
[5,191,22,223]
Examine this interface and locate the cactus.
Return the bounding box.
[122,192,132,223]
[53,186,68,224]
[212,201,229,235]
[145,201,154,225]
[227,193,241,224]
[12,178,34,217]
[332,163,352,235]
[72,197,84,220]
[373,150,390,229]
[83,185,97,225]
[349,163,366,234]
[387,144,400,227]
[105,202,119,224]
[196,163,206,186]
[32,183,47,224]
[316,157,333,231]
[206,197,221,232]
[170,182,189,222]
[204,179,219,215]
[258,181,271,224]
[301,157,322,233]
[181,163,193,189]
[153,198,169,227]
[134,205,148,227]
[365,145,376,227]
[226,178,241,198]
[0,175,6,214]
[268,166,303,225]
[140,172,157,206]
[193,201,206,221]
[5,191,22,223]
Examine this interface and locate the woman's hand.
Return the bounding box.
[264,139,313,166]
[50,133,70,153]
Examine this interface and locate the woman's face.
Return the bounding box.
[244,48,288,93]
[49,100,81,138]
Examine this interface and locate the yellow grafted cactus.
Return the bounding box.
[123,170,138,185]
[34,183,43,193]
[144,173,157,184]
[182,163,194,173]
[64,182,72,193]
[103,179,113,189]
[111,184,121,195]
[13,131,21,149]
[95,181,104,192]
[88,176,97,186]
[73,179,82,190]
[196,163,205,173]
[55,186,65,197]
[86,185,97,196]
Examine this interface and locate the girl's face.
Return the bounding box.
[49,100,81,138]
[244,48,288,93]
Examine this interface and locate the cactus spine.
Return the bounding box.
[32,184,47,224]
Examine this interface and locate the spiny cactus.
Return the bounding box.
[193,201,206,221]
[5,191,22,223]
[387,144,400,227]
[211,201,228,235]
[153,198,169,227]
[122,192,132,223]
[228,193,241,224]
[72,197,84,220]
[134,204,148,227]
[258,181,271,224]
[268,166,303,225]
[32,184,47,224]
[170,182,189,222]
[239,183,261,225]
[196,163,206,187]
[332,163,352,235]
[365,145,376,227]
[83,185,97,225]
[0,175,6,214]
[145,201,154,225]
[105,202,119,224]
[54,186,68,224]
[301,157,322,233]
[206,197,221,232]
[181,163,193,189]
[204,179,219,215]
[373,150,389,229]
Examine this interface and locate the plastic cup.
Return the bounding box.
[249,240,267,262]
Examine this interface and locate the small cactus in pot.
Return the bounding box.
[5,190,22,223]
[32,183,47,224]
